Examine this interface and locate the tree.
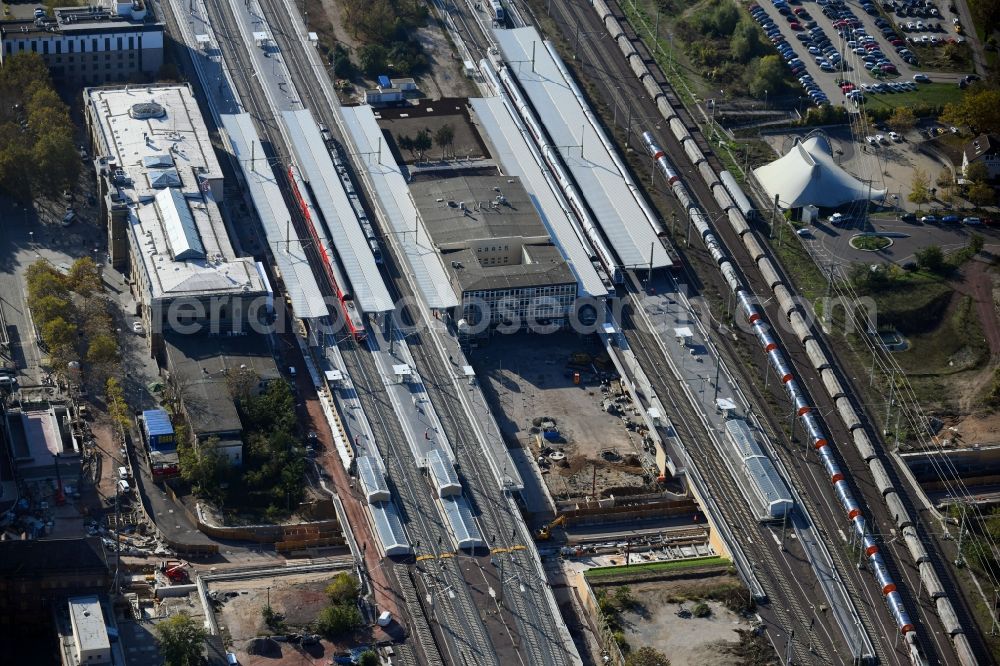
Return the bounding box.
[179,436,230,505]
[315,603,363,638]
[358,44,388,78]
[730,19,764,64]
[748,55,786,98]
[941,87,1000,134]
[87,334,119,365]
[888,106,916,132]
[412,129,432,161]
[434,123,455,159]
[26,262,68,301]
[32,129,80,194]
[156,612,207,666]
[613,585,634,610]
[908,168,931,206]
[41,316,76,352]
[31,295,70,324]
[397,134,415,159]
[106,377,131,431]
[332,43,354,79]
[625,647,671,666]
[969,0,1000,35]
[325,572,360,605]
[67,257,103,297]
[970,233,985,255]
[226,367,259,403]
[968,181,996,207]
[965,161,990,184]
[358,651,379,666]
[915,245,945,273]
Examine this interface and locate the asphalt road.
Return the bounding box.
[799,215,1000,267]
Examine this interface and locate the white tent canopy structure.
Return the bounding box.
[754,134,885,209]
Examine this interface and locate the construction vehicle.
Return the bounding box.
[535,515,566,541]
[160,560,189,584]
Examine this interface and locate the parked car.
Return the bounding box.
[900,212,917,222]
[962,216,982,225]
[920,214,939,223]
[941,214,961,223]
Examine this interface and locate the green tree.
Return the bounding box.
[748,55,786,98]
[31,295,70,324]
[68,257,103,296]
[315,603,363,639]
[941,87,1000,134]
[32,130,80,194]
[358,651,379,666]
[908,168,931,206]
[412,129,432,161]
[155,612,207,666]
[0,53,51,109]
[87,334,119,365]
[325,572,360,605]
[970,233,985,255]
[179,437,230,505]
[434,123,455,158]
[970,0,1000,34]
[41,316,76,351]
[332,43,354,79]
[888,106,917,132]
[397,134,415,159]
[106,377,130,431]
[358,44,388,78]
[26,262,68,301]
[965,160,990,184]
[730,19,763,64]
[226,368,259,403]
[968,181,996,207]
[613,585,634,610]
[625,646,671,666]
[261,604,284,632]
[915,245,945,273]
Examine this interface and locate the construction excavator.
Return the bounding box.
[534,515,566,541]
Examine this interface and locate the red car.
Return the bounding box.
[789,21,803,30]
[833,19,847,27]
[890,38,904,46]
[793,7,806,15]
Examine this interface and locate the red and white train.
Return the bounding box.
[287,165,367,341]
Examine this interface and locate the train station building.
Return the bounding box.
[411,174,577,330]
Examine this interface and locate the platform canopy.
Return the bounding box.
[753,135,886,209]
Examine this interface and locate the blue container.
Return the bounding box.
[142,409,176,451]
[543,430,560,441]
[378,75,392,89]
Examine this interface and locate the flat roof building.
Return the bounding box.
[163,332,280,465]
[85,84,270,358]
[0,1,163,86]
[411,173,577,329]
[67,596,110,665]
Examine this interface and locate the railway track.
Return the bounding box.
[522,0,963,660]
[251,0,574,662]
[618,281,836,664]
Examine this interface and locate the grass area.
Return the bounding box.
[862,82,964,112]
[585,555,731,578]
[850,235,892,251]
[769,224,827,303]
[895,294,988,377]
[908,42,975,72]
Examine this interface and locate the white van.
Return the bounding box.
[117,466,130,481]
[116,479,131,494]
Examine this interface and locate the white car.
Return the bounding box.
[876,134,888,144]
[796,228,810,237]
[866,136,877,145]
[889,131,902,142]
[132,321,145,335]
[913,73,930,83]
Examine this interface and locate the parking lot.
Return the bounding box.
[747,0,969,110]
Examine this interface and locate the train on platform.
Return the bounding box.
[287,165,367,342]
